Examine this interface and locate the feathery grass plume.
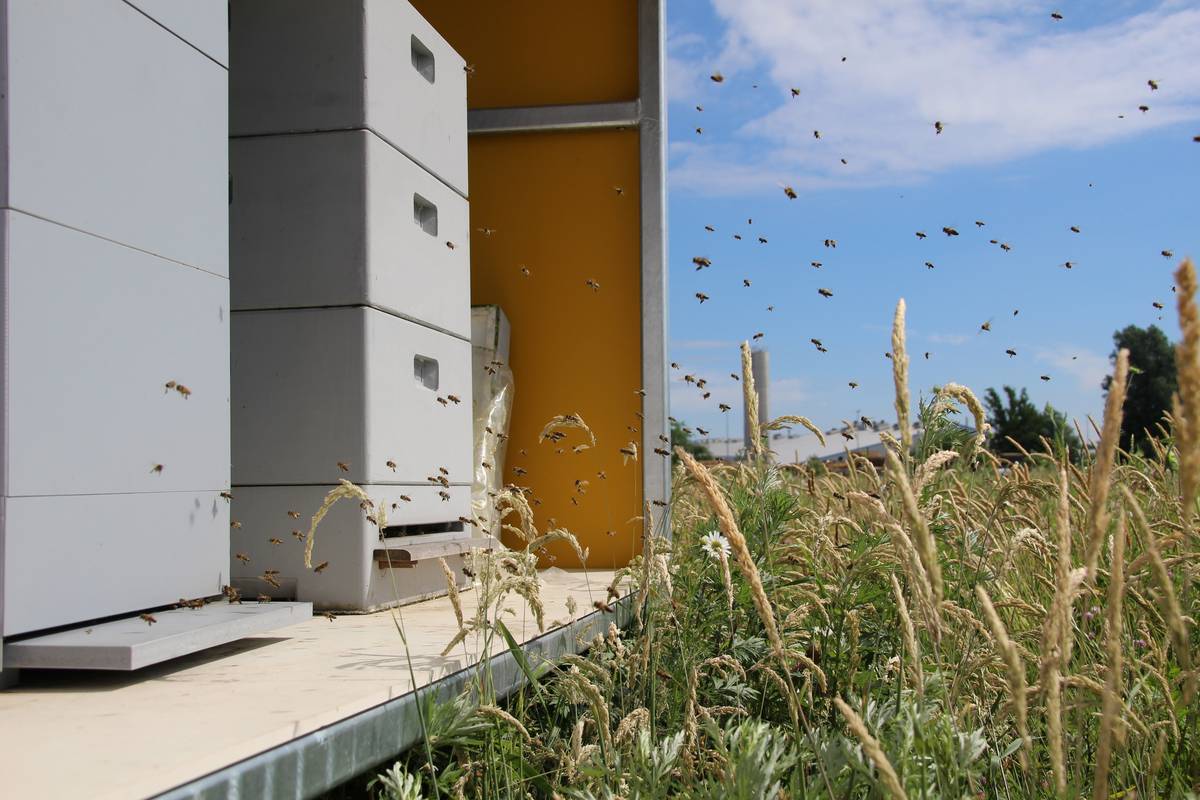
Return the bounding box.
[1039,563,1087,797]
[762,415,826,447]
[891,574,924,702]
[1084,349,1129,579]
[1122,485,1194,702]
[439,557,463,629]
[537,412,597,447]
[1055,467,1076,668]
[937,383,991,453]
[741,341,763,460]
[614,707,650,745]
[1045,652,1065,796]
[892,298,912,456]
[304,479,380,569]
[847,490,938,633]
[1093,512,1125,800]
[528,527,588,565]
[562,667,611,750]
[675,448,805,698]
[477,704,531,742]
[494,485,538,543]
[976,586,1031,770]
[885,447,943,605]
[847,610,862,687]
[834,697,908,800]
[913,450,958,494]
[1173,258,1200,517]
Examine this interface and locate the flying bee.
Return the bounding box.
[439,490,450,501]
[223,584,242,603]
[463,63,476,75]
[1063,262,1074,269]
[513,466,527,476]
[287,510,301,519]
[695,127,702,135]
[476,226,497,237]
[445,241,456,250]
[230,520,242,529]
[791,87,801,97]
[915,231,927,239]
[1148,79,1159,90]
[840,430,854,441]
[257,594,272,603]
[923,352,930,359]
[654,447,670,457]
[732,234,742,240]
[1138,105,1149,113]
[1041,375,1051,381]
[323,612,336,621]
[813,130,821,139]
[150,464,164,474]
[262,573,281,589]
[925,261,935,270]
[1051,11,1063,20]
[818,288,833,298]
[220,491,233,501]
[269,537,283,545]
[1005,349,1017,358]
[758,237,768,244]
[980,320,992,332]
[767,305,774,311]
[164,380,176,392]
[743,279,751,287]
[585,278,601,292]
[292,529,304,540]
[652,499,667,507]
[175,384,191,398]
[934,121,943,135]
[1070,226,1080,233]
[399,494,412,502]
[1000,243,1012,252]
[594,600,614,613]
[811,338,823,348]
[710,71,724,83]
[314,561,329,573]
[635,387,648,396]
[849,381,858,389]
[692,256,711,269]
[975,220,986,227]
[782,185,797,200]
[235,552,250,564]
[140,613,157,625]
[447,394,461,404]
[702,391,711,399]
[613,185,624,196]
[753,332,764,340]
[718,403,732,412]
[824,238,837,248]
[520,265,531,277]
[695,292,709,303]
[942,226,959,236]
[1153,301,1164,310]
[385,460,397,472]
[1162,250,1174,258]
[336,461,350,472]
[840,158,848,164]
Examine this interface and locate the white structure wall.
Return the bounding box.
[1,1,230,642]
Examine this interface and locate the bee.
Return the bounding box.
[463,63,476,75]
[585,278,601,292]
[975,220,986,227]
[262,573,281,589]
[235,552,251,564]
[1063,262,1074,269]
[476,226,497,237]
[710,72,724,83]
[810,261,822,269]
[438,466,450,476]
[654,447,670,457]
[790,87,801,97]
[702,391,711,399]
[695,292,709,303]
[810,338,824,348]
[840,158,848,164]
[292,529,304,540]
[1051,11,1063,20]
[980,321,992,332]
[924,352,930,360]
[767,305,774,312]
[934,121,943,135]
[314,561,329,573]
[140,613,157,625]
[1148,79,1159,90]
[885,352,893,359]
[652,499,667,507]
[458,515,476,527]
[1000,243,1012,252]
[594,599,614,613]
[1006,349,1017,358]
[447,394,461,404]
[613,185,624,195]
[818,288,833,298]
[445,241,456,249]
[752,332,764,340]
[813,130,821,139]
[322,612,336,621]
[718,403,732,412]
[1153,301,1164,310]
[439,490,450,501]
[942,226,959,237]
[823,238,837,248]
[915,231,927,239]
[695,127,702,135]
[269,537,283,545]
[150,464,164,474]
[840,430,854,441]
[1138,105,1149,113]
[1041,375,1051,381]
[175,385,191,398]
[223,584,242,603]
[704,225,715,232]
[287,510,301,519]
[925,262,935,270]
[437,396,449,406]
[757,237,768,244]
[257,594,272,603]
[1014,309,1020,315]
[230,520,242,529]
[732,234,742,240]
[743,279,751,287]
[336,461,350,472]
[692,256,712,269]
[849,381,859,389]
[1070,226,1080,233]
[520,265,531,277]
[164,380,177,392]
[1162,250,1174,258]
[513,466,528,476]
[220,491,233,501]
[619,443,638,462]
[399,494,412,502]
[783,185,797,200]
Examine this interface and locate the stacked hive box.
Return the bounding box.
[229,0,479,611]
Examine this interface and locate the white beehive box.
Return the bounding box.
[231,130,470,339]
[232,307,473,488]
[230,0,468,196]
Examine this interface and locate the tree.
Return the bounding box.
[671,419,713,462]
[984,386,1082,461]
[1104,324,1177,454]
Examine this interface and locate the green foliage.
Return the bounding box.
[983,385,1082,461]
[671,418,713,462]
[1106,323,1177,454]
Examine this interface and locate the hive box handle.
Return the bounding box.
[410,35,435,83]
[413,355,439,391]
[413,193,438,236]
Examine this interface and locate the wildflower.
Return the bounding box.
[700,530,731,560]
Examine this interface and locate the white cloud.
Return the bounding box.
[670,0,1200,194]
[1034,344,1111,393]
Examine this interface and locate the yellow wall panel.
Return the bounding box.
[408,0,638,109]
[468,130,643,568]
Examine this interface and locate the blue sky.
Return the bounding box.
[664,0,1200,442]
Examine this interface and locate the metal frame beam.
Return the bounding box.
[468,101,639,135]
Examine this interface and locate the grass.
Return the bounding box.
[340,271,1199,799]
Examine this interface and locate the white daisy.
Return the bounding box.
[700,530,731,560]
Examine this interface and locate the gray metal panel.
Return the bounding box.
[4,211,230,498]
[3,490,230,635]
[4,601,311,670]
[638,0,670,514]
[154,598,633,800]
[232,307,473,487]
[123,0,229,66]
[230,130,471,339]
[229,0,468,196]
[5,0,228,275]
[468,101,641,135]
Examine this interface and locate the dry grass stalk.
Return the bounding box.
[614,707,649,745]
[1084,349,1129,579]
[976,586,1031,770]
[1055,468,1076,668]
[439,557,464,629]
[741,341,763,460]
[763,415,826,447]
[538,412,596,447]
[892,299,912,456]
[478,704,531,742]
[834,697,908,800]
[1093,512,1125,800]
[885,447,944,605]
[937,383,990,453]
[1174,258,1200,518]
[304,479,379,569]
[891,574,924,701]
[1122,486,1194,702]
[914,450,958,494]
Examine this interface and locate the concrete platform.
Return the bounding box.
[4,601,313,670]
[0,568,622,800]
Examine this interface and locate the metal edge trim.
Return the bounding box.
[467,101,640,135]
